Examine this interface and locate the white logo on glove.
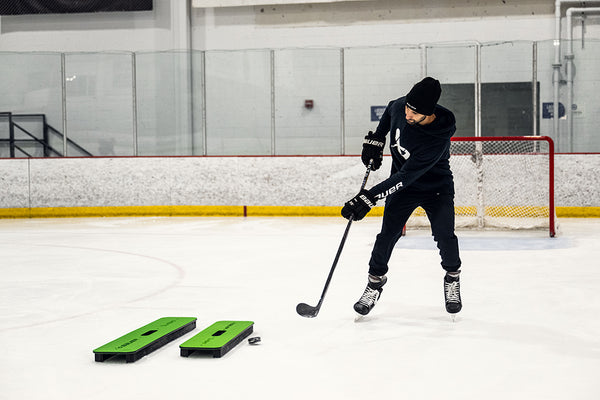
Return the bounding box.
[359,194,375,208]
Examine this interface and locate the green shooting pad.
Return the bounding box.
[93,317,197,363]
[180,320,254,358]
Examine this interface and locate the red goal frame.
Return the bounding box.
[450,136,555,237]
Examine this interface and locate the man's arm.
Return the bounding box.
[369,140,449,200]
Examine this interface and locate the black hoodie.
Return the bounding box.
[369,96,456,201]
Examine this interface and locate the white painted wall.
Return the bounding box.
[192,0,365,6]
[0,0,186,52]
[194,9,556,51]
[192,0,600,51]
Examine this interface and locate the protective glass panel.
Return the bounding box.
[426,45,476,137]
[481,41,535,137]
[571,39,600,152]
[205,50,271,155]
[65,52,134,156]
[344,46,421,155]
[274,49,341,155]
[136,50,196,156]
[536,39,566,151]
[0,52,63,155]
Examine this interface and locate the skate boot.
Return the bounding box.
[354,274,387,315]
[444,271,462,314]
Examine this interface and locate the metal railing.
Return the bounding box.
[0,112,92,158]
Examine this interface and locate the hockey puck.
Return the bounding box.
[248,336,261,345]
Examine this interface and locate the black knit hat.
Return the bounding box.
[406,77,442,116]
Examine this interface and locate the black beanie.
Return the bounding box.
[406,77,442,116]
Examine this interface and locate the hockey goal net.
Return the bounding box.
[406,136,556,237]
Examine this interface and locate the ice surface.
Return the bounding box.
[1,217,599,400]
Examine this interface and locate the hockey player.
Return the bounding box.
[341,77,462,316]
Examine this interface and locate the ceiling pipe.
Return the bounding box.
[565,7,600,152]
[554,1,600,150]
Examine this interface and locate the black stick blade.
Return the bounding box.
[296,302,319,318]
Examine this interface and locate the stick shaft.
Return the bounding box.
[313,161,373,310]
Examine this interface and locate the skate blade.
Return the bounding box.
[354,314,368,323]
[449,314,461,323]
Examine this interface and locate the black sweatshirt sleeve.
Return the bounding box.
[369,138,449,200]
[374,101,393,138]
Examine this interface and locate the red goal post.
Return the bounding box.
[406,136,556,237]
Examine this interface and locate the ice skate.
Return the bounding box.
[444,271,462,316]
[354,274,387,316]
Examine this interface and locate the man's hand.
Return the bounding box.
[361,131,385,171]
[341,189,377,221]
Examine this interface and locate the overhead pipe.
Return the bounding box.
[554,1,600,150]
[565,7,600,152]
[533,42,538,136]
[553,1,579,150]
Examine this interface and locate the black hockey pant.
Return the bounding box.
[368,191,461,276]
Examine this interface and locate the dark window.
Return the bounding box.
[0,0,152,15]
[440,82,538,137]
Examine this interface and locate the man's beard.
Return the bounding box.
[406,115,426,125]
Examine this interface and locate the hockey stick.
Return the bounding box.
[296,160,374,318]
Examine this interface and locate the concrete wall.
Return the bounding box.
[1,155,598,213]
[193,0,561,50]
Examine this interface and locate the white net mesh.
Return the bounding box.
[406,136,556,236]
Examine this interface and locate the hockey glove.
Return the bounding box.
[341,189,377,221]
[361,131,386,171]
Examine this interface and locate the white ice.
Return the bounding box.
[1,217,599,400]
